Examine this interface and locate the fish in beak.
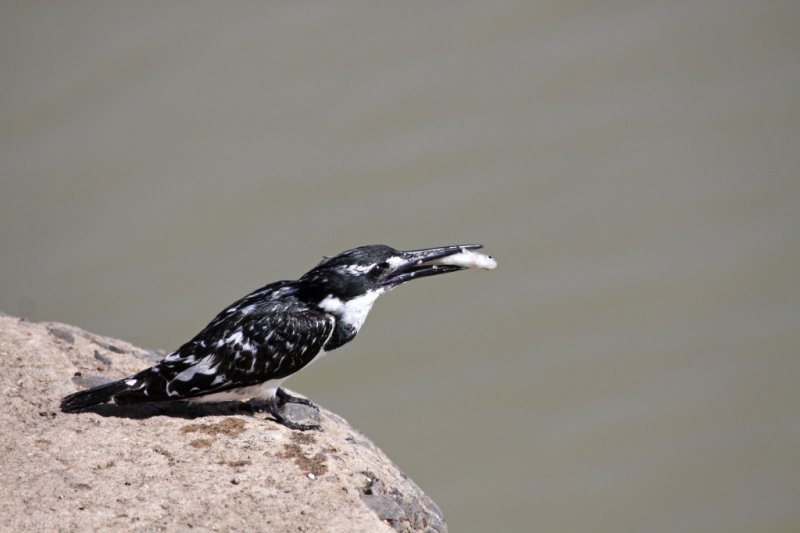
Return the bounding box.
[382,244,497,288]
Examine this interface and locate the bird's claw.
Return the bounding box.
[276,388,319,411]
[272,415,321,432]
[267,393,322,431]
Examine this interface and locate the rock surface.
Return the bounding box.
[0,314,446,532]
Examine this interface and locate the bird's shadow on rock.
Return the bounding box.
[73,399,318,425]
[65,375,319,423]
[79,400,251,420]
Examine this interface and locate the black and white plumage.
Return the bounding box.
[61,244,496,430]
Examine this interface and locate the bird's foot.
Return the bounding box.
[276,388,319,411]
[267,395,321,431]
[239,401,259,416]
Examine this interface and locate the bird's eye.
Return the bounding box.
[369,262,389,278]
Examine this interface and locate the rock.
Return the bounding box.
[0,315,447,532]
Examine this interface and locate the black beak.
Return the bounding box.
[382,244,484,287]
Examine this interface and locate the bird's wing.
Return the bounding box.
[117,304,335,402]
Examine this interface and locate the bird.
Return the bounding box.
[60,243,496,430]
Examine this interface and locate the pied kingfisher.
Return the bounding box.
[61,244,496,430]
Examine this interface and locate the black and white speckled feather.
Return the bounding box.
[60,243,494,430]
[119,297,335,402]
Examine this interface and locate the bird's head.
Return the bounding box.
[300,244,484,297]
[298,244,490,330]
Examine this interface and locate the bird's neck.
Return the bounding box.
[317,290,383,334]
[318,290,384,351]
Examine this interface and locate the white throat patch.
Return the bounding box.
[318,290,384,333]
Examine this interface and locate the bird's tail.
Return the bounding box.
[60,379,132,412]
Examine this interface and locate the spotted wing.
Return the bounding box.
[115,303,335,402]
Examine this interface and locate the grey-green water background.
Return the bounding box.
[2,3,798,531]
